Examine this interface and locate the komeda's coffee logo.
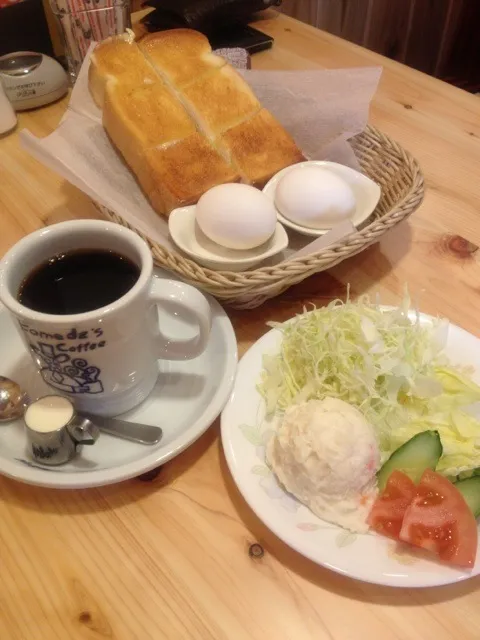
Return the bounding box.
[30,342,104,395]
[18,323,106,395]
[18,323,106,353]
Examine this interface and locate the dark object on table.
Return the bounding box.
[208,24,273,54]
[0,0,55,58]
[143,17,273,54]
[141,0,279,53]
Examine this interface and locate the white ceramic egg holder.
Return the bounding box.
[168,161,381,271]
[169,209,288,272]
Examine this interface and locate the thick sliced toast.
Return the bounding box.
[220,109,306,187]
[138,29,225,88]
[142,134,240,214]
[88,29,304,216]
[88,31,158,108]
[103,78,197,171]
[181,66,261,138]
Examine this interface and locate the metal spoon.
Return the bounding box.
[0,376,162,445]
[0,376,29,421]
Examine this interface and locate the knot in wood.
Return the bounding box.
[248,543,265,559]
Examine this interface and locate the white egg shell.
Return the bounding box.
[196,183,277,250]
[275,166,356,229]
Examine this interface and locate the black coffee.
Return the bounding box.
[18,249,140,314]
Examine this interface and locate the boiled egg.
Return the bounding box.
[196,183,277,250]
[274,166,356,229]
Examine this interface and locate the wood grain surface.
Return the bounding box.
[1,10,480,640]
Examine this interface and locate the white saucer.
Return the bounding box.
[168,205,288,271]
[263,160,381,237]
[0,269,237,489]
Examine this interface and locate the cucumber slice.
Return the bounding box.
[377,430,443,492]
[454,477,480,518]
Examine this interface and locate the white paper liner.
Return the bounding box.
[20,43,382,264]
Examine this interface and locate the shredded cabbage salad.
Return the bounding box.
[257,290,480,478]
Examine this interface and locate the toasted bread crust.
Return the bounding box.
[138,29,226,88]
[89,34,158,108]
[181,66,261,138]
[221,109,306,187]
[143,135,240,213]
[103,79,196,154]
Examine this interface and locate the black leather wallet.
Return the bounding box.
[141,0,282,35]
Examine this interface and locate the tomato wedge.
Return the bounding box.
[368,470,416,540]
[400,469,478,568]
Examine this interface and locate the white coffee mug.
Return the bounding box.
[0,220,212,416]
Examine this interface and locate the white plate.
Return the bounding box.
[221,310,480,587]
[168,205,288,271]
[263,161,381,237]
[0,269,237,489]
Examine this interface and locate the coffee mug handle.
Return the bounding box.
[148,279,212,360]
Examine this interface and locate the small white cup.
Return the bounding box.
[0,220,212,416]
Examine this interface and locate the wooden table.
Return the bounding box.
[1,11,480,640]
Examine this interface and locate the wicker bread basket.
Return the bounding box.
[97,125,424,309]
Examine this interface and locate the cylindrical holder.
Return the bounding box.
[49,0,131,83]
[24,395,100,465]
